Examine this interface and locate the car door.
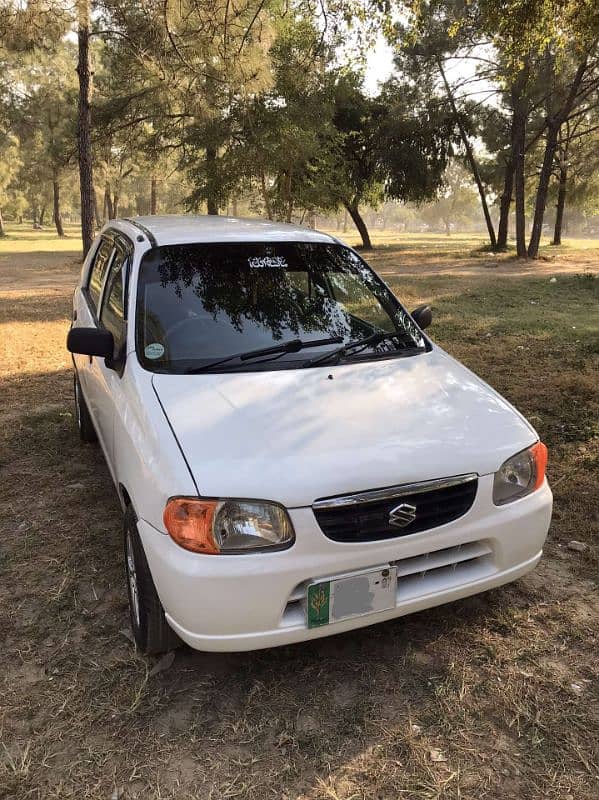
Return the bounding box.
[74,237,116,430]
[91,241,130,471]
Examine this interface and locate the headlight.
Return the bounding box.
[163,497,295,554]
[493,442,548,505]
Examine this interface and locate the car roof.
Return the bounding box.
[106,215,339,247]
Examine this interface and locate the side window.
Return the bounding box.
[100,250,127,350]
[88,239,114,312]
[328,272,395,333]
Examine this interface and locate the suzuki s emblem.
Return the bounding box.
[388,503,417,528]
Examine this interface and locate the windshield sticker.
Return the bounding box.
[145,342,165,360]
[248,255,288,269]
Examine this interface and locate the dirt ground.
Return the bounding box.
[0,240,598,800]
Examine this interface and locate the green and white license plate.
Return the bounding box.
[306,566,397,629]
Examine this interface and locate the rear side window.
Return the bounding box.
[88,239,114,311]
[100,250,127,350]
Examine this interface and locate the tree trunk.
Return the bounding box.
[93,187,101,228]
[53,177,65,237]
[150,177,158,214]
[527,123,559,258]
[32,205,38,226]
[343,208,348,232]
[112,191,120,219]
[528,57,588,259]
[0,206,5,237]
[444,219,451,236]
[283,172,293,223]
[437,58,497,248]
[552,161,568,246]
[344,201,372,249]
[206,145,218,215]
[104,184,114,220]
[76,0,95,257]
[39,205,46,226]
[497,156,514,249]
[512,112,527,258]
[231,197,238,217]
[260,172,273,219]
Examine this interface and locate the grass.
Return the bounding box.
[0,234,597,799]
[0,223,83,255]
[319,227,599,255]
[2,220,598,258]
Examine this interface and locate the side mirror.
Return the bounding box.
[411,304,433,330]
[67,327,114,358]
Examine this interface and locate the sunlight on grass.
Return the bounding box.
[0,223,83,255]
[2,220,598,259]
[320,227,599,254]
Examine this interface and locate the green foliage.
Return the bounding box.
[1,41,79,226]
[1,0,597,246]
[0,0,70,52]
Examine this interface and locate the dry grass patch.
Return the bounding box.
[0,243,597,800]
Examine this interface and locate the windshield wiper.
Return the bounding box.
[303,331,399,368]
[186,336,343,373]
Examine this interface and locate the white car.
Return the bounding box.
[67,216,552,654]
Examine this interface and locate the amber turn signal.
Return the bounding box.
[163,498,220,554]
[531,441,548,490]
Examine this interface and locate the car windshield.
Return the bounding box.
[136,242,427,373]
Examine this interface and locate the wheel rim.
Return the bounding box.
[74,379,82,431]
[126,533,141,629]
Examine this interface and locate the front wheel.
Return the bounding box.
[124,507,181,654]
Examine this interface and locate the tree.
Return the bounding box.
[526,52,598,256]
[390,2,501,248]
[469,0,599,257]
[11,45,79,234]
[97,0,276,217]
[550,118,599,244]
[0,1,69,52]
[396,0,599,258]
[1,42,79,235]
[0,133,21,236]
[77,0,95,255]
[330,76,456,248]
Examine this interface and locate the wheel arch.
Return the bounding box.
[118,483,133,512]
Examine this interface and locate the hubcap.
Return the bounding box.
[126,533,141,628]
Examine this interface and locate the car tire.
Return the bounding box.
[124,506,182,655]
[74,374,97,443]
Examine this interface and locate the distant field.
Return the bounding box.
[319,227,599,254]
[2,221,599,259]
[0,223,83,254]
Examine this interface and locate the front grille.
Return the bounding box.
[313,476,478,543]
[279,540,494,629]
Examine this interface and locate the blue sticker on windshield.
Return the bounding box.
[248,256,288,269]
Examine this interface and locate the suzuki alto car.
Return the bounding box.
[67,215,552,654]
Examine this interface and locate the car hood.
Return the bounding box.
[152,349,536,508]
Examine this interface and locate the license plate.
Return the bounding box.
[306,566,397,629]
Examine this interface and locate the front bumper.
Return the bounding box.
[137,476,552,652]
